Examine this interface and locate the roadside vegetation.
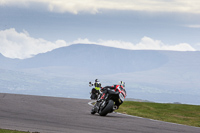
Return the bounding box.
[0,129,39,133]
[116,101,200,127]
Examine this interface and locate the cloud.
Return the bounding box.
[185,25,200,28]
[1,0,200,14]
[0,28,68,59]
[75,37,196,51]
[0,28,196,59]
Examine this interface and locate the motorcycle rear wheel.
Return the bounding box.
[99,100,114,116]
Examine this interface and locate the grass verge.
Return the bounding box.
[116,101,200,127]
[0,129,39,133]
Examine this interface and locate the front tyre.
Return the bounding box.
[91,109,96,114]
[99,100,114,116]
[91,105,97,115]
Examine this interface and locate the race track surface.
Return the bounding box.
[0,93,199,133]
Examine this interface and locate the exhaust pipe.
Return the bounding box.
[113,105,118,110]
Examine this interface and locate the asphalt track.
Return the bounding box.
[0,93,199,133]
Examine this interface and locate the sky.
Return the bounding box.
[0,0,200,59]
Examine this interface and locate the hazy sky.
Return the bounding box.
[0,0,200,59]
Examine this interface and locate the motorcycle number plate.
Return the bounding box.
[119,93,124,102]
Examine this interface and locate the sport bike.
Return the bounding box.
[90,88,99,100]
[91,85,126,116]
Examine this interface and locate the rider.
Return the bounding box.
[119,81,125,88]
[89,79,101,97]
[91,81,126,113]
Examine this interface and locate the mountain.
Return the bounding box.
[0,44,200,104]
[1,44,168,75]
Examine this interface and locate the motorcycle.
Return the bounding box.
[91,85,126,116]
[90,88,99,100]
[89,82,100,100]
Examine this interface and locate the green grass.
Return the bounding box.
[0,129,30,133]
[116,101,200,127]
[0,129,39,133]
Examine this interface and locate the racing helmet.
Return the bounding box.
[119,81,125,88]
[95,79,99,82]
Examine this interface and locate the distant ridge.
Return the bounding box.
[1,43,200,77]
[125,98,154,103]
[0,44,200,104]
[0,44,168,75]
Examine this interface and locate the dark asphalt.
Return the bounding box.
[0,93,199,133]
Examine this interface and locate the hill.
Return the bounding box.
[0,44,200,104]
[11,44,168,75]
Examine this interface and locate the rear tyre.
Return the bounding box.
[99,100,114,116]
